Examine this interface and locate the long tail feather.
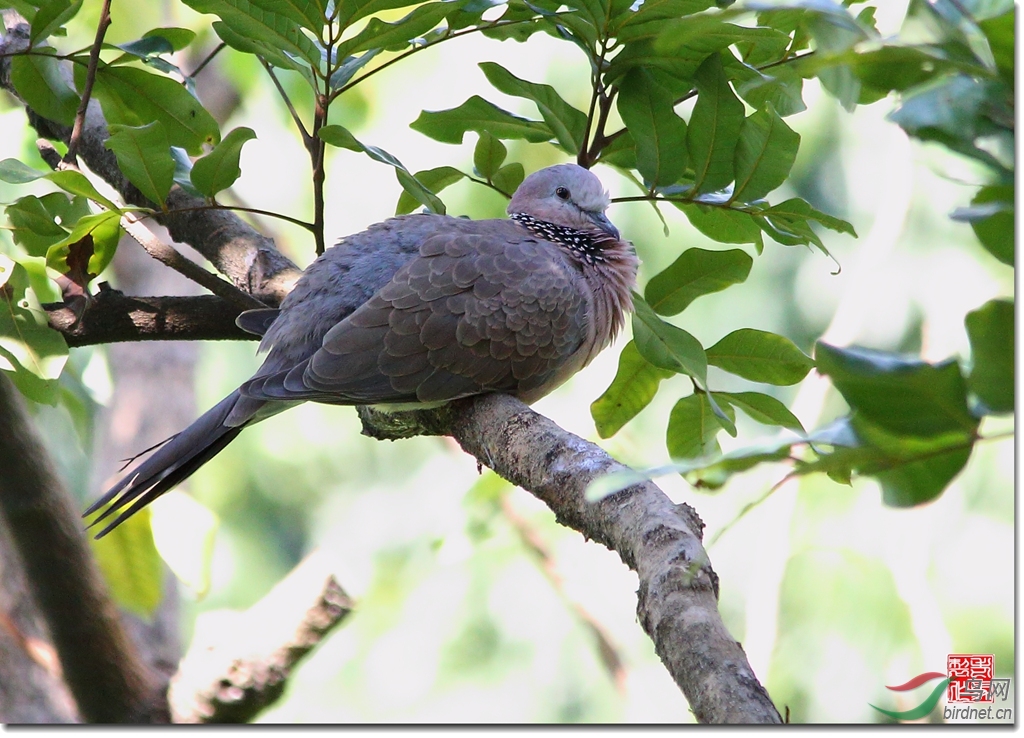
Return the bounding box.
[86,391,258,538]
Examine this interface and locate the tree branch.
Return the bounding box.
[358,396,782,724]
[169,552,353,723]
[45,290,256,347]
[0,375,168,723]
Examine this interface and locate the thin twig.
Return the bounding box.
[260,58,310,142]
[63,0,111,164]
[148,203,316,232]
[189,41,226,78]
[121,213,267,310]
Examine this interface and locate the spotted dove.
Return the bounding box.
[87,164,638,535]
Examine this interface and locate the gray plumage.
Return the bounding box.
[87,164,638,536]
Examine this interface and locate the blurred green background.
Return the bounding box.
[0,0,1013,723]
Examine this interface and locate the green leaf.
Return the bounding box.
[707,328,814,385]
[815,342,979,437]
[964,298,1013,413]
[645,247,752,316]
[0,254,68,404]
[189,126,256,198]
[479,62,588,154]
[10,48,79,125]
[0,158,48,185]
[335,1,458,57]
[105,122,176,206]
[474,132,507,179]
[762,197,857,237]
[89,507,163,617]
[329,49,380,89]
[246,0,325,32]
[30,0,82,44]
[616,68,688,187]
[676,438,795,489]
[848,415,974,508]
[181,0,322,68]
[46,170,122,212]
[688,53,745,194]
[591,341,674,438]
[210,20,315,84]
[732,103,800,202]
[715,390,804,432]
[952,184,1013,265]
[632,295,708,382]
[142,27,198,51]
[666,392,734,460]
[45,210,122,278]
[411,96,553,144]
[87,65,220,155]
[677,202,764,249]
[490,162,525,196]
[4,193,89,256]
[335,0,424,27]
[732,61,806,118]
[395,166,465,215]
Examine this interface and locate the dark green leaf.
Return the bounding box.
[688,53,744,194]
[666,392,734,459]
[89,507,163,617]
[474,132,507,179]
[396,166,465,215]
[632,295,707,382]
[246,0,325,32]
[952,184,1013,265]
[210,20,315,84]
[591,340,674,437]
[715,390,804,432]
[0,158,48,185]
[677,201,764,249]
[411,95,552,144]
[11,48,79,125]
[88,65,220,155]
[329,49,380,89]
[0,254,68,404]
[732,103,800,202]
[335,0,424,27]
[763,197,856,237]
[181,0,322,68]
[815,342,979,437]
[490,162,525,195]
[30,0,82,43]
[964,298,1013,413]
[707,328,813,385]
[105,122,176,206]
[612,0,714,38]
[142,27,197,51]
[189,126,256,198]
[645,247,751,316]
[731,59,806,117]
[596,130,636,169]
[336,1,457,57]
[616,68,688,187]
[676,438,794,489]
[849,416,974,507]
[479,62,588,153]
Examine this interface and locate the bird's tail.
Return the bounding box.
[85,391,263,538]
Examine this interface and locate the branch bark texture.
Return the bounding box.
[360,397,782,724]
[0,375,166,723]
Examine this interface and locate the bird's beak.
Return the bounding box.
[587,211,620,240]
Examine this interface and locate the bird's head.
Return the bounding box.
[507,163,619,240]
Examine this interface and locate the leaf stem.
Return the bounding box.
[63,0,111,165]
[189,41,227,78]
[261,58,311,142]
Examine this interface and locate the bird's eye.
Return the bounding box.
[555,187,570,200]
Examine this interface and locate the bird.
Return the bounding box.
[86,163,638,537]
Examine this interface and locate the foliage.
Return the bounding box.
[0,0,1013,620]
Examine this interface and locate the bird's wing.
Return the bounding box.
[240,230,590,405]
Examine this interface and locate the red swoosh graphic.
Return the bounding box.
[886,672,947,691]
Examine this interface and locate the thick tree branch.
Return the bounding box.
[359,397,782,724]
[45,290,255,347]
[0,375,167,723]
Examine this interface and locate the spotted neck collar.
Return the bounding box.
[509,212,608,265]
